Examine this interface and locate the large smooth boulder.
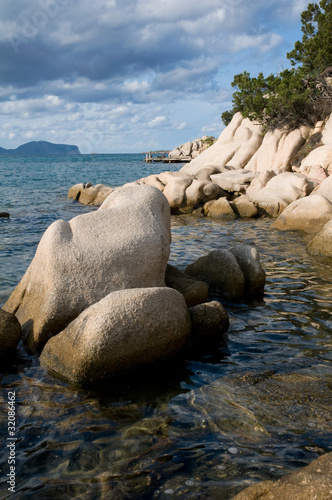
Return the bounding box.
[185,250,245,300]
[158,171,194,211]
[310,174,332,202]
[231,195,258,218]
[165,264,209,307]
[232,452,332,500]
[307,219,332,257]
[40,287,191,384]
[188,301,229,347]
[0,309,22,357]
[3,184,171,351]
[272,195,332,234]
[229,245,265,296]
[211,169,257,193]
[195,165,222,181]
[247,172,314,217]
[203,198,237,220]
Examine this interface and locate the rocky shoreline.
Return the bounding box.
[1,112,332,499]
[68,112,332,259]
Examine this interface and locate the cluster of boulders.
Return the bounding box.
[168,135,216,161]
[1,184,265,384]
[68,111,332,258]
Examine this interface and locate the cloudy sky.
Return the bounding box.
[0,0,309,153]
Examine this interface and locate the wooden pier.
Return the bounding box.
[144,152,190,163]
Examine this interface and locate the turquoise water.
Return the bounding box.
[0,155,332,499]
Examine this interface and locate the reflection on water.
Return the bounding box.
[1,201,332,498]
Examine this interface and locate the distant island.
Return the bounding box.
[0,141,81,156]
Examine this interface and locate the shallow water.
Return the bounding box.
[0,156,332,499]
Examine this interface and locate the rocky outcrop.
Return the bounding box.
[180,114,263,175]
[40,287,191,384]
[168,136,216,161]
[299,113,332,173]
[185,245,265,300]
[232,452,332,500]
[272,194,332,234]
[246,171,315,217]
[0,309,22,357]
[68,182,113,205]
[67,112,332,249]
[3,184,171,351]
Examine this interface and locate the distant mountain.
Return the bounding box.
[0,141,81,156]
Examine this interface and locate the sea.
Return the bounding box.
[0,154,332,499]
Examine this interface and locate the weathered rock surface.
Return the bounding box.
[231,195,258,218]
[188,301,229,346]
[231,452,332,500]
[0,309,22,357]
[180,113,263,175]
[3,184,171,351]
[165,264,209,307]
[300,114,332,174]
[246,127,306,173]
[203,198,237,220]
[185,246,265,300]
[211,169,257,193]
[272,194,332,234]
[185,250,245,300]
[307,219,332,257]
[295,163,328,183]
[247,172,314,217]
[229,245,266,296]
[40,287,191,384]
[310,173,332,202]
[68,183,113,205]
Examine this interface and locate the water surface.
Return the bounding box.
[0,155,331,499]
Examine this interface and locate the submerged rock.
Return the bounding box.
[232,452,332,500]
[188,301,229,346]
[185,246,265,300]
[165,264,209,307]
[229,245,265,296]
[40,287,191,384]
[3,184,171,351]
[185,250,245,300]
[0,309,22,357]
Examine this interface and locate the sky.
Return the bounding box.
[0,0,310,153]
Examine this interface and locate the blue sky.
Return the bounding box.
[0,0,309,153]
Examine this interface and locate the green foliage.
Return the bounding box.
[222,0,332,130]
[202,136,215,147]
[287,0,332,73]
